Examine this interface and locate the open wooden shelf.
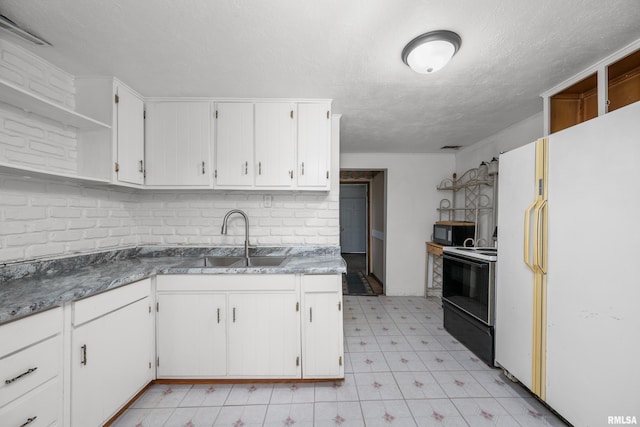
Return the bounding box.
[550,73,598,134]
[608,48,640,113]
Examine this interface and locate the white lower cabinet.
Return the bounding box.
[156,274,318,379]
[156,293,227,378]
[0,307,63,427]
[70,279,153,427]
[301,275,344,378]
[228,292,300,378]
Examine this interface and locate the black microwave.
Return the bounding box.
[433,221,475,246]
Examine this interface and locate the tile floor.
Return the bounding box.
[112,296,568,426]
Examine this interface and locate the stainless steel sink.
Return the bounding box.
[202,256,244,267]
[183,256,288,268]
[232,256,288,267]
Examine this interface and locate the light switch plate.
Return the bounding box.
[263,195,272,208]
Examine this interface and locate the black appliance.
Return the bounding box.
[442,246,496,366]
[432,221,476,246]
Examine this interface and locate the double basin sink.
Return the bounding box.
[182,256,288,268]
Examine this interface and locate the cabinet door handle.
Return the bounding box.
[233,307,236,323]
[81,345,87,366]
[309,307,313,322]
[19,416,37,427]
[202,161,205,174]
[289,170,293,179]
[139,160,144,173]
[301,162,304,176]
[259,161,262,175]
[5,367,38,385]
[245,161,248,175]
[217,308,220,324]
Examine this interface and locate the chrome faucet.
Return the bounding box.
[221,209,252,259]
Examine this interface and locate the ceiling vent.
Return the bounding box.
[440,145,463,150]
[0,15,51,46]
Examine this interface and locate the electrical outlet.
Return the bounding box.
[263,194,272,208]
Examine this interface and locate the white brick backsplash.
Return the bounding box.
[25,243,66,259]
[49,207,82,218]
[0,39,75,109]
[0,38,339,264]
[5,206,47,220]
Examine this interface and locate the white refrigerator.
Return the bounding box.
[496,101,640,426]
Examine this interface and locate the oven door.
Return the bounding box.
[442,253,494,325]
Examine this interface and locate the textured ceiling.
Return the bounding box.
[1,0,640,153]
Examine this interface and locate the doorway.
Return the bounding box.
[340,170,386,294]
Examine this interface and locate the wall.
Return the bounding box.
[0,39,340,264]
[0,39,78,174]
[455,112,544,173]
[340,153,455,296]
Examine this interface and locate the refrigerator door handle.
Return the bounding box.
[523,199,537,272]
[535,200,548,274]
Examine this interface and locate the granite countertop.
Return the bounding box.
[0,246,346,325]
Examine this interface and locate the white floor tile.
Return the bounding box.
[451,397,519,426]
[360,399,418,426]
[225,383,273,405]
[393,372,447,399]
[383,351,428,372]
[405,335,446,352]
[263,403,314,427]
[406,398,468,427]
[354,372,403,400]
[131,384,192,408]
[314,401,364,427]
[110,408,174,427]
[431,371,492,398]
[179,384,233,407]
[375,335,414,352]
[163,406,221,427]
[349,351,391,373]
[346,335,381,352]
[213,405,267,427]
[416,351,465,372]
[270,383,315,404]
[314,373,359,402]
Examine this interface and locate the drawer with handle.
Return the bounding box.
[0,334,61,407]
[0,378,60,427]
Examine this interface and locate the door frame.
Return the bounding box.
[340,170,386,287]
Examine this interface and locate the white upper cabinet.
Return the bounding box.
[214,100,332,191]
[145,101,212,187]
[254,102,296,188]
[115,84,145,185]
[75,77,145,186]
[214,102,254,188]
[297,102,331,189]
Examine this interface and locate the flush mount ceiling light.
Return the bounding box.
[401,30,461,74]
